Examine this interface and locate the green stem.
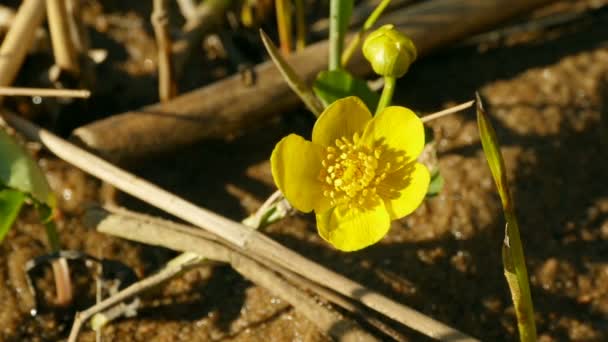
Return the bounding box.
[505,212,537,342]
[45,220,61,252]
[376,76,395,114]
[341,0,391,67]
[329,0,344,70]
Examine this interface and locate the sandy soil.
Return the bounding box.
[1,1,608,341]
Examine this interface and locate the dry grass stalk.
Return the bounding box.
[0,0,45,90]
[0,86,90,98]
[1,111,478,341]
[72,0,558,163]
[78,206,379,342]
[94,205,407,341]
[151,0,177,102]
[173,0,232,76]
[46,0,79,76]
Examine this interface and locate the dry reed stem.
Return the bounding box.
[152,0,177,102]
[1,111,478,341]
[72,0,558,163]
[97,205,406,341]
[0,0,45,90]
[78,207,378,342]
[46,0,79,75]
[421,100,475,123]
[173,0,232,76]
[0,86,90,98]
[176,0,198,21]
[67,250,206,342]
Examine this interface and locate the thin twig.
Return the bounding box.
[67,251,206,342]
[0,0,45,90]
[1,111,478,341]
[46,0,79,75]
[176,0,199,21]
[173,0,231,76]
[275,0,293,54]
[0,86,90,98]
[421,100,475,123]
[84,207,379,342]
[151,0,177,101]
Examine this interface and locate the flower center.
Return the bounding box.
[319,134,392,208]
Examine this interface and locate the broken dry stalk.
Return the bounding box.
[67,251,206,342]
[0,0,45,91]
[46,0,80,76]
[0,86,90,98]
[275,0,293,54]
[2,111,478,341]
[295,0,306,50]
[173,0,232,76]
[152,0,177,101]
[421,100,474,123]
[86,207,379,342]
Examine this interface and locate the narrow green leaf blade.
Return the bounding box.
[0,129,55,209]
[0,188,25,243]
[259,29,324,116]
[475,93,511,210]
[426,171,444,197]
[313,70,379,110]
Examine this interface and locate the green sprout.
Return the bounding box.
[476,94,537,342]
[0,128,72,305]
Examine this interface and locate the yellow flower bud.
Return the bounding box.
[362,24,417,78]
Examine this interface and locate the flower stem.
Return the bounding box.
[375,76,395,114]
[329,0,352,70]
[341,0,392,67]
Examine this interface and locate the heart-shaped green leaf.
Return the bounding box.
[313,70,379,111]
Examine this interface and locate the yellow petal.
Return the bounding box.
[361,106,424,162]
[316,201,391,252]
[270,134,327,213]
[378,162,430,219]
[312,96,372,146]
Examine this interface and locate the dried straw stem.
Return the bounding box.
[151,0,177,102]
[0,0,45,89]
[1,111,478,341]
[0,86,90,98]
[72,0,558,163]
[46,0,79,75]
[78,206,378,342]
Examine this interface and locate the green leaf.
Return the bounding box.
[259,29,324,116]
[0,188,25,243]
[426,171,444,197]
[0,129,55,209]
[313,70,379,110]
[476,93,537,342]
[475,94,510,210]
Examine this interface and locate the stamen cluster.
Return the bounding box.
[318,134,391,209]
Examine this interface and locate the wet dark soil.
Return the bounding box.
[2,0,608,341]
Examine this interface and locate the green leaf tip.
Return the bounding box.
[0,129,55,209]
[476,92,511,211]
[0,188,25,243]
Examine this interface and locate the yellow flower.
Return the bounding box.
[271,97,430,251]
